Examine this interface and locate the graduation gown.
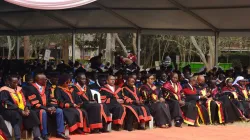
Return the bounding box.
[195,84,224,124]
[55,86,90,133]
[162,82,196,125]
[73,84,112,130]
[122,85,151,130]
[25,83,59,133]
[140,84,171,127]
[222,86,246,117]
[233,85,250,117]
[182,84,210,125]
[0,115,11,140]
[0,86,40,130]
[211,87,242,123]
[99,85,126,125]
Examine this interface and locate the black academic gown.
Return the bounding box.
[73,84,112,130]
[122,85,152,130]
[25,83,59,134]
[195,84,224,124]
[0,86,40,130]
[162,82,197,125]
[55,86,90,133]
[140,84,171,127]
[182,85,210,125]
[99,85,126,125]
[234,85,250,118]
[212,87,242,123]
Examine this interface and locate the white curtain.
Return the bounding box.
[5,0,96,10]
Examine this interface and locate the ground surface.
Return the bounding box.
[50,122,250,140]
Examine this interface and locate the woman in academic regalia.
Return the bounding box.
[232,76,250,118]
[162,72,196,127]
[140,74,172,128]
[55,74,90,134]
[221,78,249,122]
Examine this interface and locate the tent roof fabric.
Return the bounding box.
[1,0,250,36]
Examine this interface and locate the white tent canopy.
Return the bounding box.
[1,0,250,36]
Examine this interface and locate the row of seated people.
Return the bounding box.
[1,72,250,140]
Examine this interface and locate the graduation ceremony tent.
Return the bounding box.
[1,0,250,64]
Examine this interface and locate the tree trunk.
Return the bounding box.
[105,33,112,63]
[114,33,128,57]
[62,39,69,64]
[23,36,30,60]
[208,36,215,68]
[132,33,137,55]
[7,36,15,59]
[190,36,209,70]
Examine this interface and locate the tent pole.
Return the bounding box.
[16,36,20,59]
[214,32,219,66]
[72,32,76,63]
[136,30,141,66]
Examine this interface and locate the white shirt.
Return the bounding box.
[35,83,43,92]
[107,84,115,92]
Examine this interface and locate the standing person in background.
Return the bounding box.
[90,53,103,72]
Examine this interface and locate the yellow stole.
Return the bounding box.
[0,86,25,110]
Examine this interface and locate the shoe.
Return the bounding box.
[175,120,182,127]
[242,117,250,122]
[138,123,146,130]
[113,125,122,131]
[188,124,199,127]
[56,133,70,140]
[34,137,44,140]
[75,129,84,134]
[91,129,101,134]
[160,125,166,128]
[42,135,49,140]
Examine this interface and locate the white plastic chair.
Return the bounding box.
[4,120,12,136]
[90,89,112,131]
[149,117,154,129]
[90,89,101,103]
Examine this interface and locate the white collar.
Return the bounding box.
[35,83,42,89]
[107,84,115,92]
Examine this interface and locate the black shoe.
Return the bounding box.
[175,120,182,127]
[91,129,101,134]
[188,124,199,127]
[56,133,70,140]
[42,135,49,140]
[34,137,44,140]
[75,129,84,134]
